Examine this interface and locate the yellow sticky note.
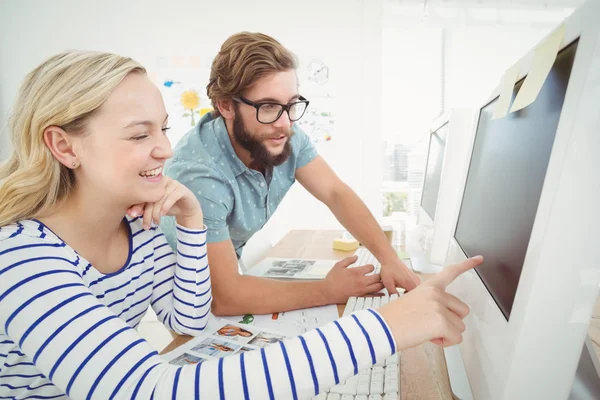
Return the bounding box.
[492,63,520,120]
[510,24,565,113]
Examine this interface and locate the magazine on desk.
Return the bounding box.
[161,318,289,366]
[244,257,337,280]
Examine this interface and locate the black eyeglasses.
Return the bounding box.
[232,96,310,124]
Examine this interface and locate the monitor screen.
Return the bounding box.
[455,40,578,319]
[421,123,449,220]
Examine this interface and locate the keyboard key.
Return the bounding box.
[368,394,383,400]
[372,296,382,308]
[357,382,371,395]
[371,382,384,393]
[385,377,400,393]
[341,395,355,400]
[343,297,357,317]
[380,294,390,305]
[385,365,398,378]
[312,394,327,400]
[383,393,399,400]
[329,377,358,395]
[326,393,341,400]
[355,396,369,400]
[386,355,400,366]
[364,297,373,309]
[355,297,365,311]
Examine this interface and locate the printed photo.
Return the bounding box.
[265,265,307,277]
[215,324,255,342]
[191,337,241,357]
[169,353,205,366]
[248,332,286,348]
[235,347,254,354]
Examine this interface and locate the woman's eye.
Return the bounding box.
[132,134,148,141]
[161,126,171,133]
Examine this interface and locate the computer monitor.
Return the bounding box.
[444,2,600,398]
[415,109,476,267]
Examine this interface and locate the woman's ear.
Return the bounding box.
[43,126,80,169]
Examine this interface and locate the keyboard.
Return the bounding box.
[312,294,402,400]
[349,247,381,275]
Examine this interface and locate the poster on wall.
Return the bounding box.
[148,55,213,146]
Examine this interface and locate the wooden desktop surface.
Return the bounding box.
[161,229,453,400]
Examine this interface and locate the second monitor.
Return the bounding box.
[415,109,476,268]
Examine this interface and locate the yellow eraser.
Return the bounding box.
[333,238,360,252]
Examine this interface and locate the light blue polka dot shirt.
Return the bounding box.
[160,113,318,257]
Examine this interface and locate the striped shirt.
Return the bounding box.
[0,218,396,399]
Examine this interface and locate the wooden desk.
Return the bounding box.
[588,296,600,361]
[162,230,453,400]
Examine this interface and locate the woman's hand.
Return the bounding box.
[377,256,483,351]
[126,177,203,230]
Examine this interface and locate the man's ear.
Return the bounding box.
[43,126,80,169]
[216,99,236,121]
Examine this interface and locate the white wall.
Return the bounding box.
[444,24,556,109]
[0,0,384,247]
[381,4,572,146]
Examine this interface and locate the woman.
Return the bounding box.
[0,51,482,399]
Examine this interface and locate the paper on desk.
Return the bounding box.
[492,63,520,120]
[230,304,340,337]
[245,257,336,280]
[161,317,289,365]
[510,24,565,113]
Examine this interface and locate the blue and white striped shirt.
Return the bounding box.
[0,218,396,399]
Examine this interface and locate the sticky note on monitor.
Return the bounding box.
[510,24,566,113]
[492,63,520,120]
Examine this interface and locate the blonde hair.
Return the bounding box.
[0,51,145,226]
[207,32,298,116]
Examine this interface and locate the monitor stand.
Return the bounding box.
[443,336,600,400]
[444,345,474,400]
[569,336,600,399]
[410,254,443,274]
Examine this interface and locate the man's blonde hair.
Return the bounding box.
[207,32,298,116]
[0,51,145,226]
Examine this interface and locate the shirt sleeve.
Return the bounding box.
[162,159,232,245]
[149,224,211,336]
[0,235,396,399]
[292,124,319,169]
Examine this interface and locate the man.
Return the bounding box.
[161,32,419,315]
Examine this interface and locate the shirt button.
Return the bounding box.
[260,182,265,188]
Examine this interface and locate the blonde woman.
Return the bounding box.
[0,50,482,399]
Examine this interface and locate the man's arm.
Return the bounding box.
[208,239,383,316]
[296,155,420,293]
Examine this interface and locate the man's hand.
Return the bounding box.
[380,258,421,294]
[322,256,384,304]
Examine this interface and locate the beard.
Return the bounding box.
[232,112,293,169]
